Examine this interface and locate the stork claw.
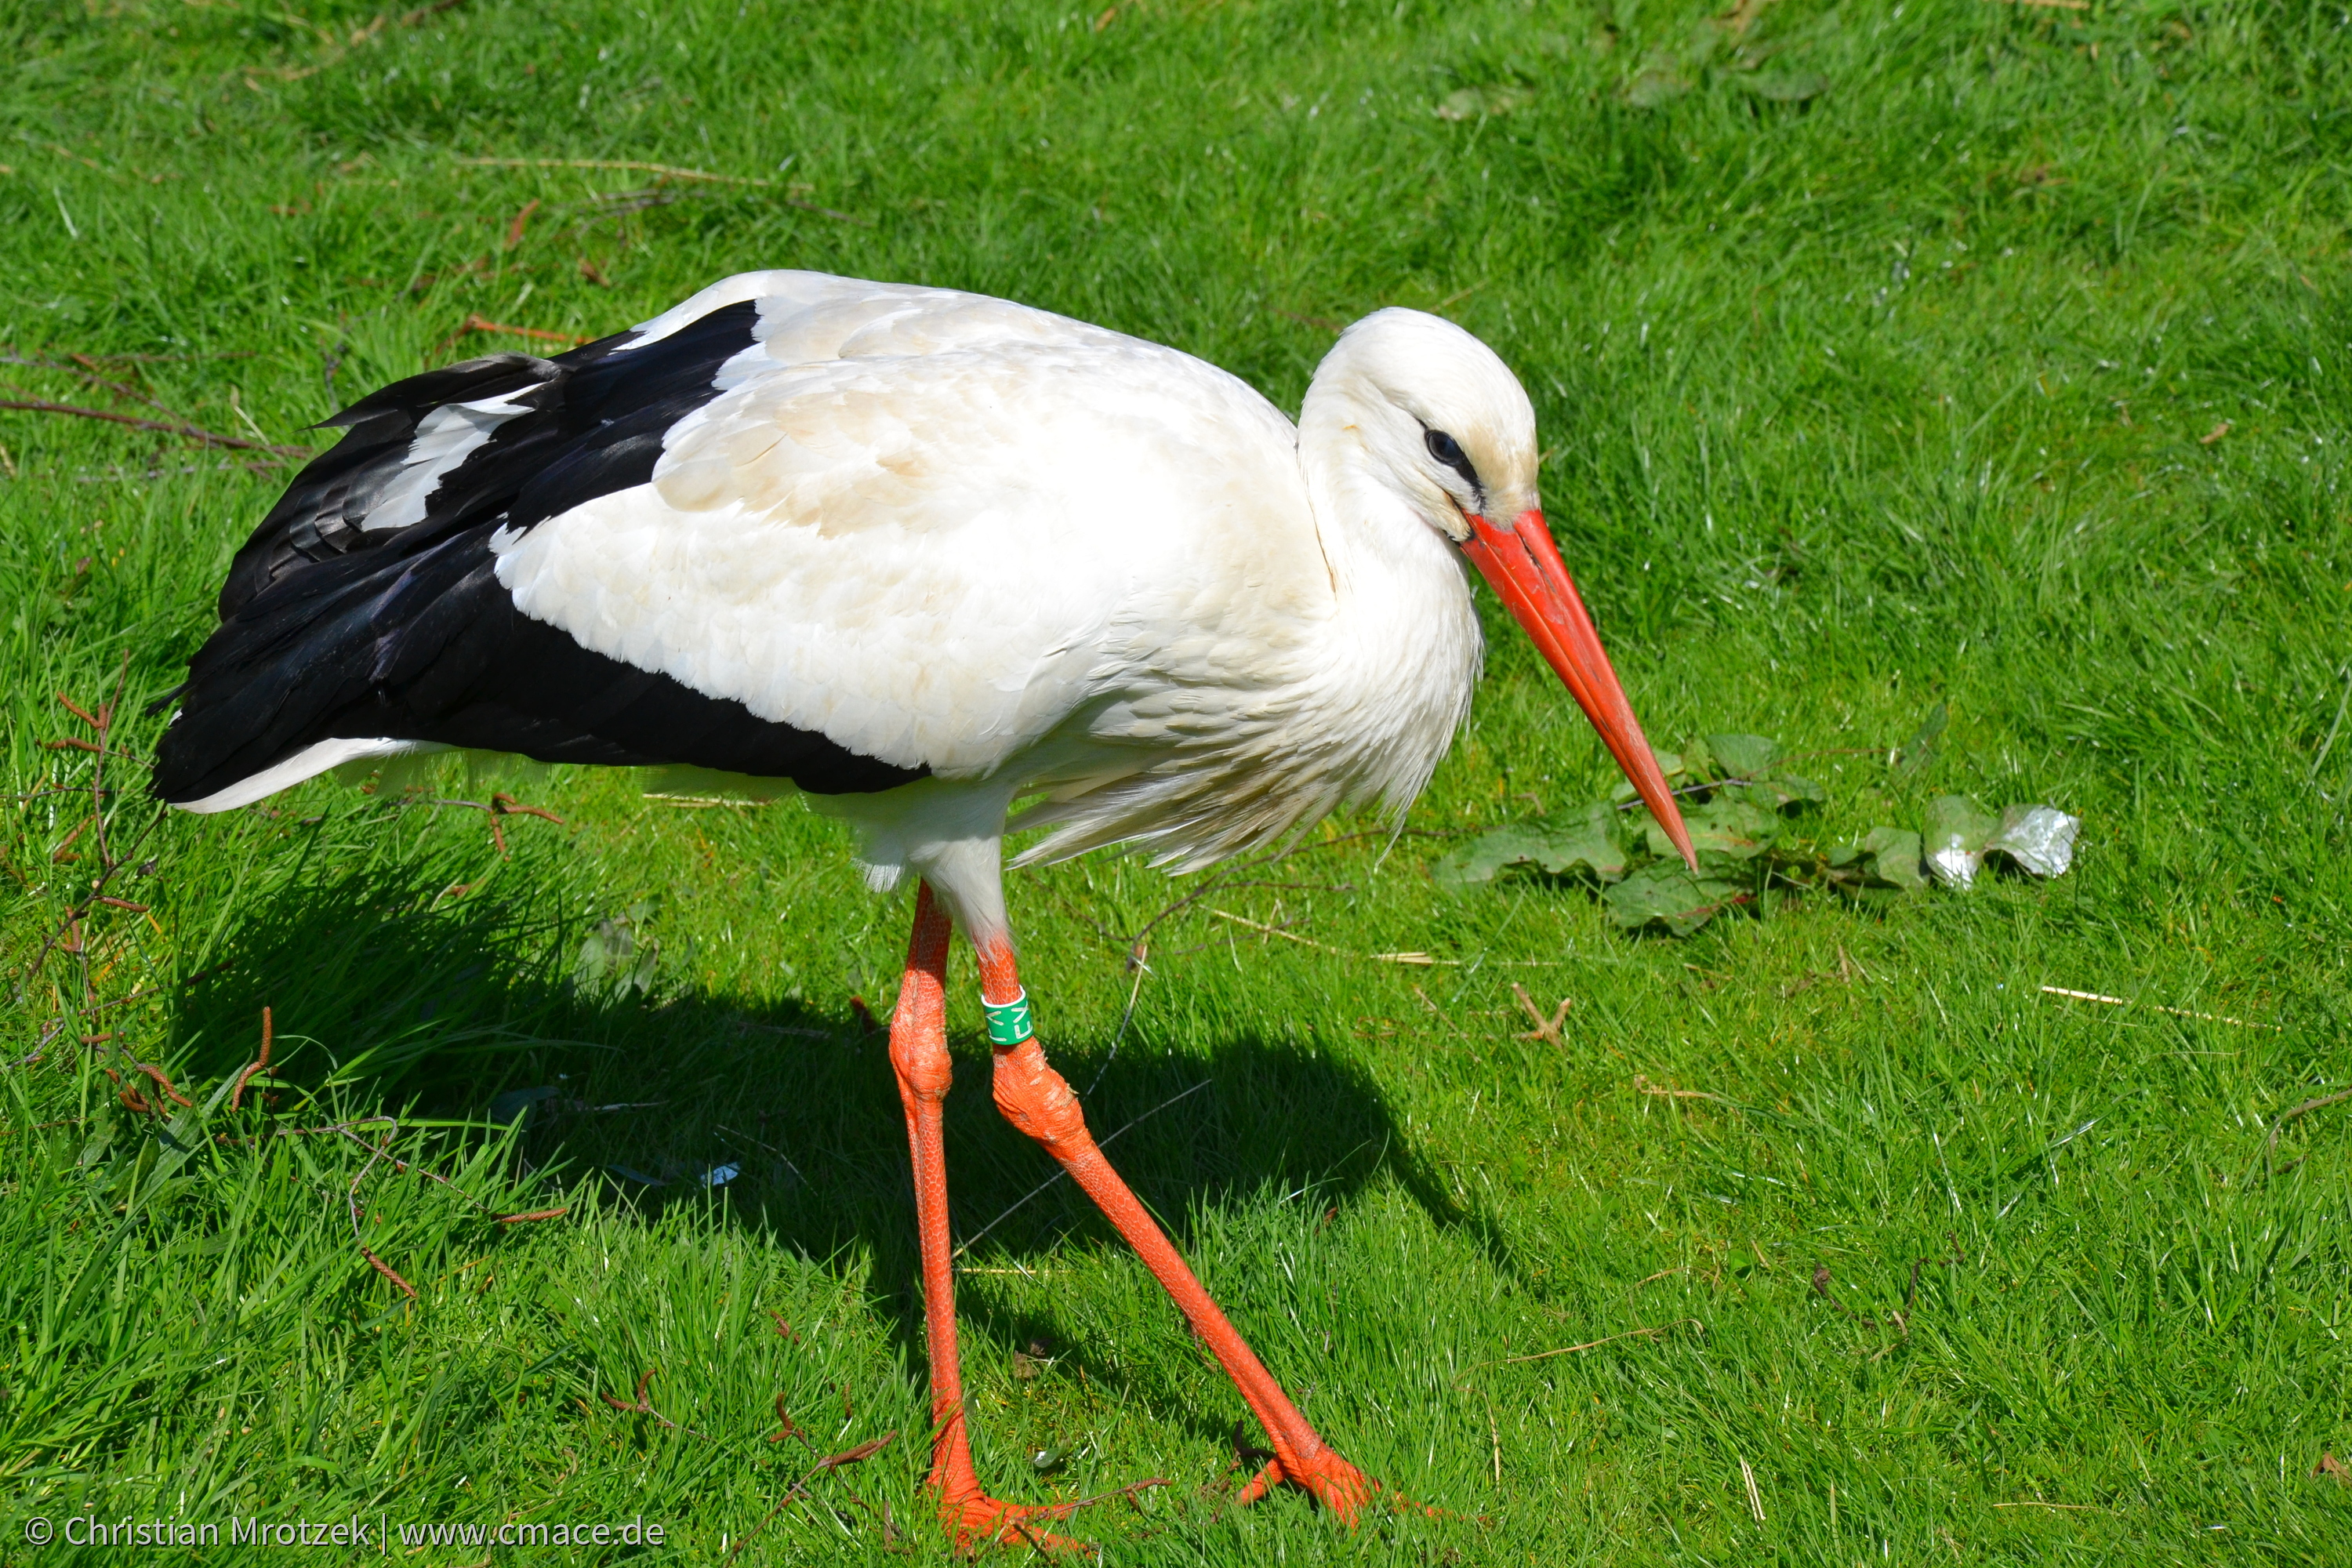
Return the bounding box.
[1233,1448,1436,1526]
[1232,1448,1374,1522]
[939,1490,1096,1555]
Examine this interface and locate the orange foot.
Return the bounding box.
[1234,1446,1376,1523]
[941,1491,1095,1555]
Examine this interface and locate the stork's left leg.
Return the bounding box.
[887,887,1091,1553]
[972,941,1377,1521]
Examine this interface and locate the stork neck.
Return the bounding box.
[1294,381,1462,610]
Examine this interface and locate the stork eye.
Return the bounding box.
[1424,427,1480,490]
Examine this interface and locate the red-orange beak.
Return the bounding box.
[1459,509,1697,870]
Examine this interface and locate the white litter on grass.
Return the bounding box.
[1926,797,2080,888]
[1987,805,2081,877]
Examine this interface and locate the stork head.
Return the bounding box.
[1308,307,1697,869]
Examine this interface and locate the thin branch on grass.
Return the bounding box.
[1511,983,1570,1046]
[1465,1319,1702,1371]
[953,1080,1213,1259]
[1631,1074,1762,1114]
[597,1368,711,1439]
[426,792,566,855]
[2039,985,2277,1031]
[430,314,591,361]
[1809,1237,1964,1341]
[20,668,172,1011]
[1207,907,1443,965]
[1081,945,1149,1095]
[460,156,771,185]
[337,1121,569,1225]
[1112,829,1436,955]
[347,1142,419,1301]
[230,1007,274,1109]
[713,1123,808,1188]
[0,392,305,456]
[780,196,872,227]
[464,159,869,223]
[238,0,466,85]
[37,963,233,1029]
[2262,1087,2352,1161]
[1,350,186,421]
[722,1431,897,1563]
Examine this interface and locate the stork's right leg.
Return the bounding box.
[888,884,1090,1553]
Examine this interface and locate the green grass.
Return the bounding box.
[3,0,2350,1560]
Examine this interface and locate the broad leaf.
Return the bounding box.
[1610,748,1687,804]
[1722,769,1825,814]
[1831,826,1928,891]
[1437,85,1533,120]
[574,900,663,995]
[1675,798,1779,863]
[1895,702,1947,778]
[1744,69,1831,102]
[1602,865,1744,935]
[1433,808,1627,890]
[1923,795,1998,888]
[1705,733,1779,777]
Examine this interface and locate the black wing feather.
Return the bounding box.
[154,300,928,806]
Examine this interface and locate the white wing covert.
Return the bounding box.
[492,276,1321,779]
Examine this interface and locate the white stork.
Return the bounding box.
[154,270,1695,1544]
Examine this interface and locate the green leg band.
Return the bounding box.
[983,990,1035,1047]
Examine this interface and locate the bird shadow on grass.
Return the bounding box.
[162,853,1522,1446]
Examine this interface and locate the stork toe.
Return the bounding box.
[938,1490,1097,1556]
[1233,1446,1373,1521]
[1234,1446,1441,1526]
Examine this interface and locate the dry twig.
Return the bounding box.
[347,1141,419,1301]
[2039,985,2277,1031]
[954,1080,1212,1258]
[598,1368,710,1439]
[426,791,566,854]
[1465,1319,1703,1371]
[430,314,591,361]
[2263,1087,2352,1160]
[1512,982,1570,1046]
[723,1430,899,1562]
[230,1006,275,1110]
[0,394,303,457]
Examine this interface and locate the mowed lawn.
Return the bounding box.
[3,0,2350,1561]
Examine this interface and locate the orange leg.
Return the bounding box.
[973,936,1377,1521]
[887,884,1093,1553]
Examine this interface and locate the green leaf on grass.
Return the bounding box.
[1895,702,1947,777]
[1722,769,1825,813]
[1704,733,1779,776]
[574,900,662,995]
[1432,807,1627,890]
[1744,69,1831,102]
[1637,798,1779,864]
[1437,84,1533,120]
[1831,826,1928,891]
[1624,67,1692,108]
[1923,795,1999,888]
[1602,865,1744,935]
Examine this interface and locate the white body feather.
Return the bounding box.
[213,273,1502,941]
